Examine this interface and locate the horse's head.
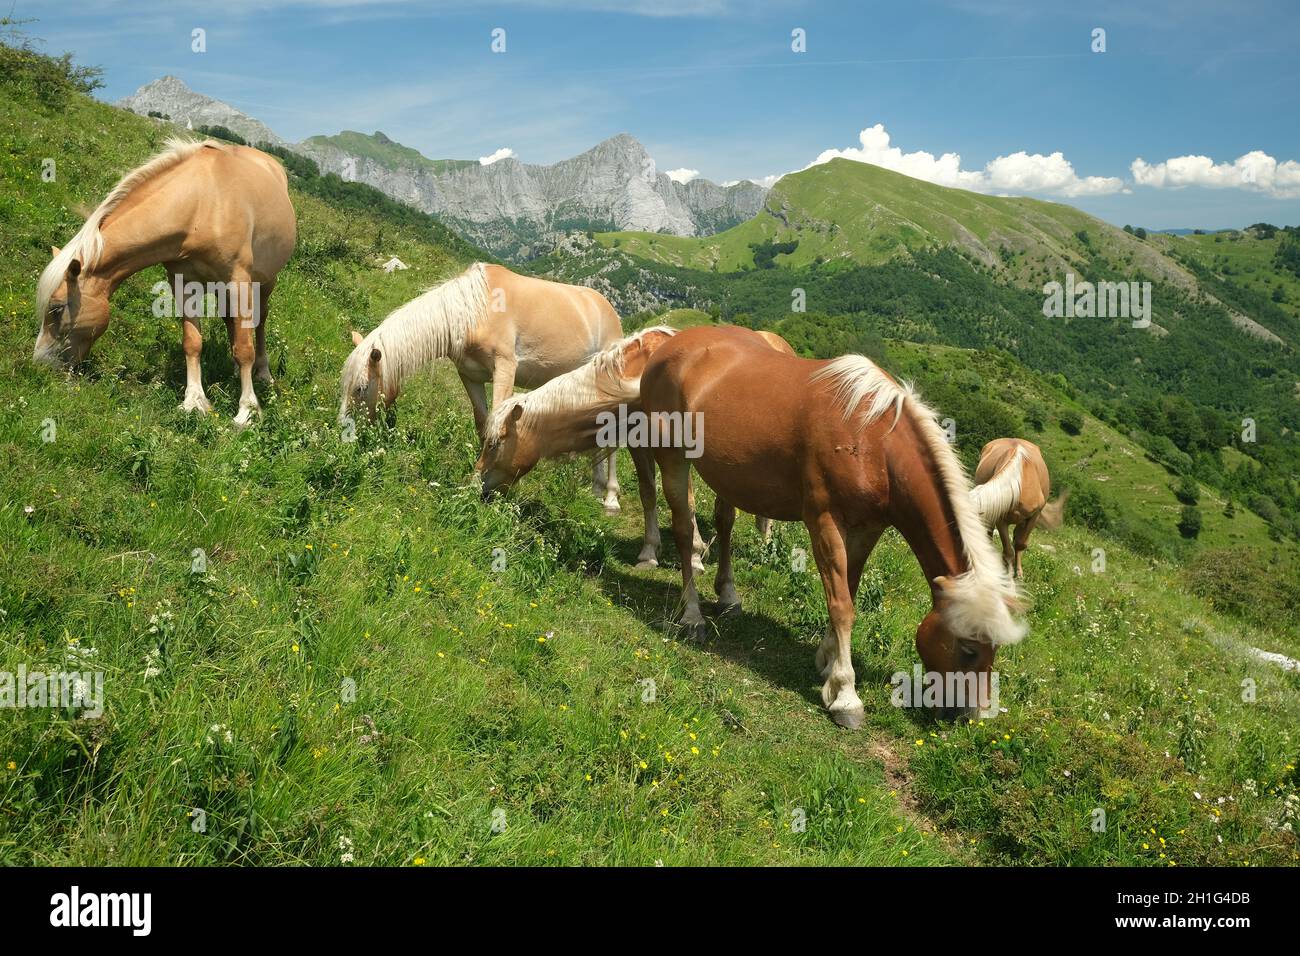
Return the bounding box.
[339,329,394,425]
[914,575,1023,719]
[475,400,540,501]
[33,247,109,368]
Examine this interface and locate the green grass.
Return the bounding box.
[2,70,1298,867]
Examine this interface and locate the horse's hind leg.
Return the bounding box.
[179,315,212,415]
[996,523,1014,576]
[1013,517,1036,579]
[657,447,704,631]
[631,446,661,569]
[714,497,740,612]
[755,514,772,542]
[253,283,274,384]
[685,476,706,572]
[806,509,864,729]
[228,271,260,428]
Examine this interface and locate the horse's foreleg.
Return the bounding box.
[490,356,517,409]
[755,514,773,542]
[599,450,621,516]
[459,372,488,443]
[630,445,661,569]
[807,509,864,729]
[714,497,740,612]
[179,314,212,415]
[657,448,704,631]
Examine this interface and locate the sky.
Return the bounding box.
[20,0,1300,230]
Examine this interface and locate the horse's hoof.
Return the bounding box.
[180,395,213,415]
[634,559,659,570]
[716,601,742,616]
[603,503,621,516]
[829,705,865,730]
[691,558,706,573]
[232,408,258,430]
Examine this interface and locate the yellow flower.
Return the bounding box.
[5,761,15,771]
[413,857,426,866]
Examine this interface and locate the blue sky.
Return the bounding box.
[24,0,1300,229]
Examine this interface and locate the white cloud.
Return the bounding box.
[665,167,700,184]
[801,123,1125,198]
[478,147,516,166]
[1131,150,1300,198]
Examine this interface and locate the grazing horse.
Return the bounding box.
[34,138,297,427]
[475,325,798,566]
[639,326,1026,728]
[970,438,1068,579]
[475,326,702,568]
[339,263,624,509]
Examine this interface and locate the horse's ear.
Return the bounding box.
[509,403,524,423]
[369,347,382,365]
[351,329,364,347]
[66,259,81,280]
[51,246,61,258]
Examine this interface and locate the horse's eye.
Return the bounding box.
[958,640,980,659]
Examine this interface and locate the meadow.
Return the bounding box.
[1,63,1298,866]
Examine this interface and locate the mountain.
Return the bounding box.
[116,75,287,147]
[117,77,766,259]
[596,158,1291,344]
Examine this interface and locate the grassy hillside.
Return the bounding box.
[303,130,476,176]
[2,51,1298,867]
[598,159,1196,290]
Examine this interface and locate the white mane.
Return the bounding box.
[811,355,1026,647]
[36,137,217,326]
[970,446,1028,528]
[487,325,677,436]
[340,263,491,408]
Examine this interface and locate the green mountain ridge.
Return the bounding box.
[302,130,477,175]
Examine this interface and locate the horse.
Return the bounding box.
[970,438,1068,579]
[475,325,798,568]
[34,138,297,427]
[339,263,624,510]
[638,326,1026,728]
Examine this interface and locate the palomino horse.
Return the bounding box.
[970,438,1068,579]
[339,263,624,510]
[639,326,1026,728]
[34,138,296,427]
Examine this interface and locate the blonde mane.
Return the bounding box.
[35,137,218,326]
[487,326,677,435]
[811,355,1026,647]
[970,445,1028,528]
[340,263,491,407]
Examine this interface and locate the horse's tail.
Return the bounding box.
[969,447,1027,528]
[1037,488,1070,530]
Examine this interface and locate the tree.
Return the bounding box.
[1178,505,1202,539]
[1060,409,1083,435]
[1175,475,1200,505]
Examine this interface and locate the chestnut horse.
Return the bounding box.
[475,325,797,565]
[475,326,699,569]
[970,438,1068,579]
[34,138,297,427]
[639,326,1026,728]
[340,263,624,509]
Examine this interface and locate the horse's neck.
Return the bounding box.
[92,205,187,294]
[885,416,970,589]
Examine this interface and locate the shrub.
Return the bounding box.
[1177,505,1202,539]
[1059,409,1083,435]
